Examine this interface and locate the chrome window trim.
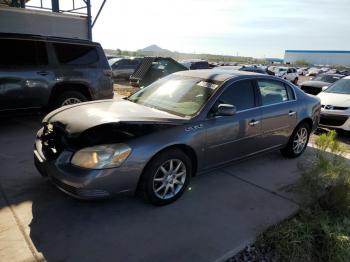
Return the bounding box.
[235,99,297,114]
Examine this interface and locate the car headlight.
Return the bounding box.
[71,143,131,169]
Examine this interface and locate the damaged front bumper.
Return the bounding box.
[34,134,138,200]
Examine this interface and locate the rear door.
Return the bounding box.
[204,79,263,168]
[0,38,52,111]
[256,79,298,149]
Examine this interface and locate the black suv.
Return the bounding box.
[0,33,113,113]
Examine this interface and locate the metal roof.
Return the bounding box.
[286,50,350,54]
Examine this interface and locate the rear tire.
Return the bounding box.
[53,91,88,109]
[281,122,310,158]
[138,149,192,206]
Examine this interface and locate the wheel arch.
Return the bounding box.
[48,82,92,107]
[136,144,198,193]
[299,117,313,130]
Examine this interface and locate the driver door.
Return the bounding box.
[204,80,263,169]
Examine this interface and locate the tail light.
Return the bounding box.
[103,69,112,77]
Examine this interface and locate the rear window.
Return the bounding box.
[53,43,98,65]
[0,39,48,67]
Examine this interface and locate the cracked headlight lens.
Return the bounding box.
[71,144,131,169]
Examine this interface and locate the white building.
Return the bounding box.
[284,50,350,66]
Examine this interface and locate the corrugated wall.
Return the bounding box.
[284,51,350,66]
[0,6,88,40]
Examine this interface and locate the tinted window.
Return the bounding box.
[0,39,48,67]
[54,43,98,65]
[257,80,289,105]
[190,61,209,70]
[117,59,139,69]
[217,80,255,111]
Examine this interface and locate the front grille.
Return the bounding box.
[321,105,349,111]
[320,114,348,126]
[301,85,322,95]
[40,123,67,160]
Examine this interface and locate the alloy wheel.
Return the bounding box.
[152,159,187,200]
[61,97,82,106]
[293,127,308,154]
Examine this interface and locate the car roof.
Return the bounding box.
[174,69,267,82]
[344,76,350,80]
[321,73,345,77]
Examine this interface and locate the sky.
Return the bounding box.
[28,0,350,58]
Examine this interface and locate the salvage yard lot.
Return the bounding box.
[0,113,349,262]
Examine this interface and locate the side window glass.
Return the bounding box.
[0,39,47,67]
[216,80,255,111]
[285,84,295,100]
[257,80,289,106]
[53,43,98,65]
[112,61,120,69]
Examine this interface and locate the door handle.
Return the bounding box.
[249,120,260,126]
[37,71,49,76]
[288,111,296,116]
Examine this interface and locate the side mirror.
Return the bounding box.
[215,104,236,116]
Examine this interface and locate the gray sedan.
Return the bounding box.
[34,69,321,205]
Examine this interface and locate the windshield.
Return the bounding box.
[278,68,287,72]
[325,79,350,94]
[128,75,221,117]
[313,74,342,83]
[108,57,121,66]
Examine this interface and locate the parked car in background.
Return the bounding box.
[109,57,142,81]
[239,65,269,74]
[300,73,344,95]
[275,67,298,84]
[219,65,274,75]
[307,67,322,76]
[130,57,188,87]
[297,67,309,75]
[180,59,210,70]
[339,70,350,76]
[106,55,122,60]
[0,33,113,113]
[34,69,320,205]
[317,76,350,131]
[218,65,242,71]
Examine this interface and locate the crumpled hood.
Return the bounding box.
[301,80,330,88]
[44,99,187,135]
[317,92,350,107]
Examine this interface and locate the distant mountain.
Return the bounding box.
[138,45,171,53]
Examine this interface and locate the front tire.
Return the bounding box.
[281,122,310,158]
[139,149,192,206]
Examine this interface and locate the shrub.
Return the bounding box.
[257,130,350,261]
[298,130,350,214]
